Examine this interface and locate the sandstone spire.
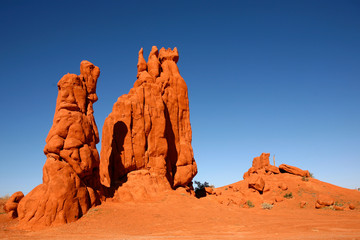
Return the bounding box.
[100,47,197,199]
[16,61,101,227]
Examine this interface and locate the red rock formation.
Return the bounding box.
[316,195,334,208]
[243,153,279,179]
[248,175,265,192]
[16,61,101,227]
[279,164,310,177]
[100,46,197,195]
[3,192,24,219]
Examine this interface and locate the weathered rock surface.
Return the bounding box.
[243,153,280,179]
[248,175,265,192]
[316,195,334,207]
[4,192,24,218]
[17,61,101,227]
[100,46,197,194]
[279,164,310,177]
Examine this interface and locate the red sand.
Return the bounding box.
[2,175,360,240]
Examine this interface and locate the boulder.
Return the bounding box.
[100,47,197,191]
[17,61,101,227]
[248,175,265,192]
[316,195,334,207]
[349,203,355,210]
[252,153,270,170]
[278,183,288,191]
[300,201,307,208]
[3,191,24,219]
[205,187,214,195]
[265,165,280,174]
[334,205,344,211]
[279,164,310,177]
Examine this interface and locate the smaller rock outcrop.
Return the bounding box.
[315,195,334,209]
[279,164,310,177]
[248,175,265,192]
[4,192,24,218]
[243,153,280,180]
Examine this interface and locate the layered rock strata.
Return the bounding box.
[100,46,197,195]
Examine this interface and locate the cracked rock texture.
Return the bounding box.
[100,46,197,193]
[17,61,101,227]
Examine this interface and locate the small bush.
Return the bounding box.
[334,201,343,207]
[302,176,309,182]
[246,200,255,208]
[194,181,210,191]
[194,181,213,198]
[284,192,293,199]
[261,202,273,210]
[309,172,314,178]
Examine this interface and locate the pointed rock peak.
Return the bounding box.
[137,48,147,78]
[159,47,179,63]
[149,46,159,58]
[147,46,161,78]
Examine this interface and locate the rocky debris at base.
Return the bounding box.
[4,192,24,218]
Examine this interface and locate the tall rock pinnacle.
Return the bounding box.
[100,46,197,194]
[17,61,101,227]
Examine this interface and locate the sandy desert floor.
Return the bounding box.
[1,189,360,240]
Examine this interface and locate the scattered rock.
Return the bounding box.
[334,205,344,211]
[349,203,355,210]
[263,184,271,192]
[3,191,24,218]
[300,201,307,208]
[248,175,265,192]
[278,183,288,191]
[205,187,214,195]
[316,195,334,207]
[279,164,310,177]
[265,165,280,174]
[315,202,322,209]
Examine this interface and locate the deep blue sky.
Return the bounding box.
[1,0,359,196]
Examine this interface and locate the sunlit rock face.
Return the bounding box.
[17,61,101,228]
[100,47,197,198]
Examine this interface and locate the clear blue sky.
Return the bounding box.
[1,0,359,196]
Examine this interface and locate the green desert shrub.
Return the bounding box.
[302,176,309,182]
[334,201,343,207]
[284,192,293,199]
[246,200,255,208]
[194,181,213,198]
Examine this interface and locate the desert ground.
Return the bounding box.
[2,174,360,240]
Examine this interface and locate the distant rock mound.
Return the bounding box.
[100,46,197,196]
[16,61,102,227]
[201,153,359,211]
